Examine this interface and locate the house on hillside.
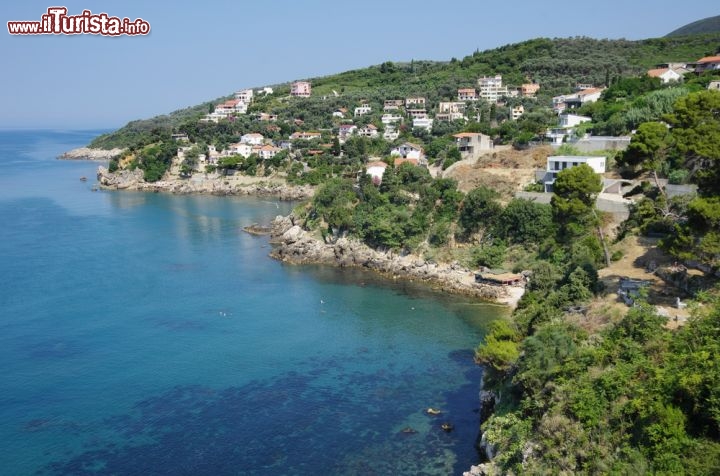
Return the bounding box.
[338,124,358,143]
[354,105,372,116]
[290,81,312,97]
[709,80,720,91]
[546,114,592,145]
[511,105,525,120]
[256,144,281,160]
[228,142,253,158]
[695,55,720,73]
[543,155,606,192]
[405,97,426,108]
[383,126,399,141]
[520,83,540,97]
[412,117,433,131]
[384,99,404,112]
[391,143,425,162]
[358,124,379,138]
[453,132,493,157]
[256,113,278,122]
[458,88,477,101]
[477,75,509,102]
[289,131,322,141]
[381,114,403,125]
[647,68,682,83]
[365,161,388,183]
[241,133,265,145]
[234,89,254,102]
[407,109,428,119]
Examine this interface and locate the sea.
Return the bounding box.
[0,130,508,475]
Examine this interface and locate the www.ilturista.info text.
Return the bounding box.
[7,7,150,36]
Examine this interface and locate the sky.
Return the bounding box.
[1,0,718,129]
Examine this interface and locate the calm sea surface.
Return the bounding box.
[0,130,508,475]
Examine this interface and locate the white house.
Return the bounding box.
[438,102,466,114]
[413,117,433,131]
[358,124,379,138]
[354,105,372,116]
[458,88,477,101]
[453,133,493,156]
[560,114,592,128]
[391,143,425,161]
[544,155,606,192]
[290,81,312,97]
[338,124,358,143]
[228,142,253,158]
[381,114,403,125]
[405,97,426,108]
[240,133,265,145]
[709,80,720,91]
[234,89,254,102]
[478,75,509,102]
[511,105,525,120]
[407,109,428,119]
[366,161,388,183]
[647,68,682,83]
[383,126,399,141]
[256,144,281,160]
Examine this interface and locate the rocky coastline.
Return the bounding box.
[96,166,315,200]
[268,214,525,305]
[59,147,124,161]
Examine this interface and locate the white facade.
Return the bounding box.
[478,75,509,102]
[560,114,592,128]
[458,88,477,101]
[228,142,253,158]
[290,81,311,97]
[544,155,606,192]
[240,133,265,145]
[381,114,403,125]
[366,161,388,183]
[511,105,524,120]
[354,105,372,116]
[383,126,399,141]
[234,89,254,102]
[412,117,433,131]
[358,125,379,138]
[391,143,424,160]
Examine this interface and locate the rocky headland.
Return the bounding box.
[96,166,315,200]
[59,147,124,161]
[269,214,525,306]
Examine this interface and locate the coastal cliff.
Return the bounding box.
[96,166,315,200]
[268,214,525,305]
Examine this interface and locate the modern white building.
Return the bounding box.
[234,89,254,102]
[290,81,311,97]
[544,155,606,192]
[477,75,509,102]
[354,105,372,116]
[412,116,433,131]
[366,161,388,183]
[240,133,265,145]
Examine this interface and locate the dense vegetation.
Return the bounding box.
[475,89,720,474]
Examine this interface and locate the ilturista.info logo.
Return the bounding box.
[7,7,150,36]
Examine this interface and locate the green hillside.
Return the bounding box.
[667,15,720,37]
[90,34,720,150]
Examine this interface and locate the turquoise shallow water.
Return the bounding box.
[0,130,507,475]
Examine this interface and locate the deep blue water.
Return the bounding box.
[0,130,507,475]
